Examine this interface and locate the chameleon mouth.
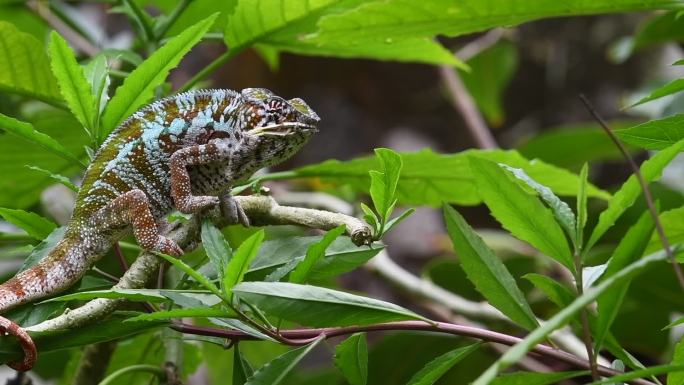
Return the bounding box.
[249,122,318,136]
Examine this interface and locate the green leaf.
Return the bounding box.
[100,13,218,137]
[201,220,232,281]
[669,337,684,385]
[19,227,65,272]
[472,247,671,385]
[383,208,415,235]
[271,149,608,208]
[489,371,588,385]
[469,157,573,269]
[245,337,323,385]
[233,345,253,385]
[43,288,169,303]
[0,112,85,168]
[595,210,654,353]
[590,364,684,385]
[48,32,97,132]
[223,229,265,301]
[156,252,223,299]
[500,164,577,246]
[459,41,518,126]
[576,163,589,249]
[25,165,78,192]
[648,205,684,253]
[289,225,345,284]
[444,205,538,330]
[334,333,368,385]
[125,307,236,322]
[0,21,62,105]
[631,78,684,107]
[312,0,679,44]
[523,273,575,309]
[232,281,428,327]
[587,139,684,250]
[225,0,463,67]
[405,343,480,385]
[0,208,57,240]
[370,148,403,222]
[615,114,684,150]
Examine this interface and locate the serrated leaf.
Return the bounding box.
[290,225,345,284]
[523,273,575,309]
[0,208,57,240]
[25,165,78,192]
[615,114,684,150]
[587,139,684,250]
[101,13,218,137]
[444,205,539,330]
[48,32,97,132]
[489,371,587,385]
[595,210,654,353]
[223,229,264,301]
[232,281,428,327]
[406,343,480,385]
[0,21,62,105]
[125,307,235,322]
[472,247,670,385]
[500,164,577,246]
[0,113,85,168]
[469,157,573,270]
[334,333,367,385]
[201,220,232,281]
[245,337,323,385]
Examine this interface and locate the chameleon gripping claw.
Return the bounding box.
[0,316,36,371]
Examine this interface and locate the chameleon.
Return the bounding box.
[0,88,320,371]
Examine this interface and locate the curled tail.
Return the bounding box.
[0,234,99,371]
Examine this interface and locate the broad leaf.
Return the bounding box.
[0,113,85,168]
[245,338,323,385]
[472,247,670,385]
[334,333,368,385]
[0,21,61,105]
[469,157,573,269]
[201,220,232,281]
[48,32,97,132]
[101,13,218,137]
[615,114,684,150]
[0,208,57,240]
[490,371,587,385]
[444,206,538,330]
[587,139,684,250]
[595,210,654,352]
[223,229,265,301]
[289,225,345,284]
[406,343,480,385]
[232,281,427,327]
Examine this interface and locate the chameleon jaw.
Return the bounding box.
[248,122,318,137]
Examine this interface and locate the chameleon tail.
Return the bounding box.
[0,234,94,371]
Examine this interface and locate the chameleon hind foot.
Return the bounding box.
[0,316,36,371]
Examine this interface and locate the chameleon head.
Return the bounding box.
[239,88,320,164]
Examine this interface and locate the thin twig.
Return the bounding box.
[578,94,684,291]
[170,321,654,385]
[573,250,600,380]
[112,242,129,273]
[456,28,506,61]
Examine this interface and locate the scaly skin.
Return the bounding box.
[0,88,319,371]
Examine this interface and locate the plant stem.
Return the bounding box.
[98,364,165,385]
[573,250,600,380]
[177,47,245,92]
[154,0,191,39]
[578,94,684,291]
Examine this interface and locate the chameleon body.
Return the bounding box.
[0,88,319,370]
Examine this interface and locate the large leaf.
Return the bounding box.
[232,282,427,327]
[587,139,684,250]
[0,113,85,168]
[615,114,684,150]
[245,338,323,385]
[0,208,56,240]
[334,333,368,385]
[225,0,463,67]
[472,247,670,385]
[405,343,480,385]
[48,32,97,132]
[223,230,265,301]
[0,21,61,105]
[289,225,345,284]
[469,157,573,269]
[267,149,608,208]
[100,13,218,137]
[595,210,654,353]
[444,206,538,330]
[312,0,680,44]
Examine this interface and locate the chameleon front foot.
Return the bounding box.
[0,316,36,371]
[219,193,250,227]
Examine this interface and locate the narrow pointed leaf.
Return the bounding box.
[469,157,573,269]
[290,225,345,284]
[523,273,575,308]
[201,220,232,281]
[232,281,428,327]
[669,337,684,385]
[125,307,236,322]
[576,163,589,248]
[156,253,223,298]
[590,364,684,385]
[26,166,79,192]
[406,343,481,385]
[245,337,323,385]
[233,345,253,385]
[631,78,684,107]
[444,205,538,330]
[0,208,57,240]
[334,333,368,385]
[223,230,265,301]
